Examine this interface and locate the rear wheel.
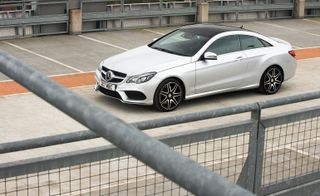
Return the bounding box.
[154,79,183,112]
[259,66,283,94]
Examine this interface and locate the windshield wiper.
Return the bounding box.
[151,46,186,56]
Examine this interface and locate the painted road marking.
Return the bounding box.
[3,41,84,73]
[256,21,320,37]
[303,19,320,25]
[0,72,95,96]
[143,29,165,35]
[78,35,128,51]
[292,45,302,49]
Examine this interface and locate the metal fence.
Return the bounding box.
[1,0,319,38]
[207,0,295,22]
[0,0,69,39]
[81,0,197,32]
[1,52,320,195]
[305,0,320,17]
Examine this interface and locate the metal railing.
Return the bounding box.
[0,52,254,195]
[1,0,312,38]
[0,0,69,39]
[207,0,295,22]
[81,0,197,31]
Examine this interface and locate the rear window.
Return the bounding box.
[240,35,267,50]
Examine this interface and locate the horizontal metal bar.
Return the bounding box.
[0,130,97,154]
[209,4,294,13]
[305,2,320,8]
[0,145,125,179]
[0,15,68,26]
[261,171,320,195]
[132,104,257,130]
[0,118,253,154]
[258,91,320,109]
[0,120,252,178]
[0,52,253,196]
[261,106,320,128]
[159,120,254,147]
[82,8,196,20]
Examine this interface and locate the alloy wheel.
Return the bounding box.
[154,79,184,112]
[262,67,283,94]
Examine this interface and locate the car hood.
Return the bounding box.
[101,45,191,75]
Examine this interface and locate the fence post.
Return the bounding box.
[237,104,261,192]
[251,103,265,195]
[69,0,82,34]
[197,1,209,23]
[294,0,305,18]
[69,9,82,34]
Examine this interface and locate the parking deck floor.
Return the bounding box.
[0,18,320,162]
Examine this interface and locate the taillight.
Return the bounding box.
[288,50,296,58]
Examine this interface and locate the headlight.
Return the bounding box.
[126,72,157,84]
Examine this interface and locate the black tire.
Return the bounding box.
[259,66,283,94]
[154,78,184,112]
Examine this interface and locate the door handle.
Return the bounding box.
[236,56,244,61]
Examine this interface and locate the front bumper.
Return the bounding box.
[95,69,156,105]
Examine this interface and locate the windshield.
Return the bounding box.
[149,29,211,57]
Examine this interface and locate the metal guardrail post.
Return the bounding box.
[251,103,265,194]
[236,104,261,192]
[0,52,254,196]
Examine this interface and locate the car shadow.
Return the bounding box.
[93,84,292,114]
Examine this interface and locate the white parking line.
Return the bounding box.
[303,19,320,24]
[78,35,128,51]
[293,45,303,49]
[256,21,320,37]
[143,29,165,35]
[3,41,84,73]
[298,46,320,49]
[48,71,95,78]
[0,79,14,82]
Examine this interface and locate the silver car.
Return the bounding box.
[95,24,297,111]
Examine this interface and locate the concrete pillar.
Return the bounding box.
[294,0,305,18]
[197,2,209,23]
[69,9,82,35]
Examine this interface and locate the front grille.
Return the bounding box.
[109,78,123,83]
[102,67,127,78]
[99,87,122,100]
[101,67,127,83]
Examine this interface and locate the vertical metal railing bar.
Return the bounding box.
[236,104,261,192]
[0,52,254,196]
[252,103,265,195]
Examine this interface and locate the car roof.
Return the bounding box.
[180,24,246,38]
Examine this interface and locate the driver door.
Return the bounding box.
[195,35,248,94]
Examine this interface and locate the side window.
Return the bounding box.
[240,35,265,50]
[259,38,273,47]
[206,35,241,55]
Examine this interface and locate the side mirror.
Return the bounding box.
[203,52,218,60]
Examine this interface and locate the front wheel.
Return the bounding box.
[259,66,283,94]
[154,79,184,112]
